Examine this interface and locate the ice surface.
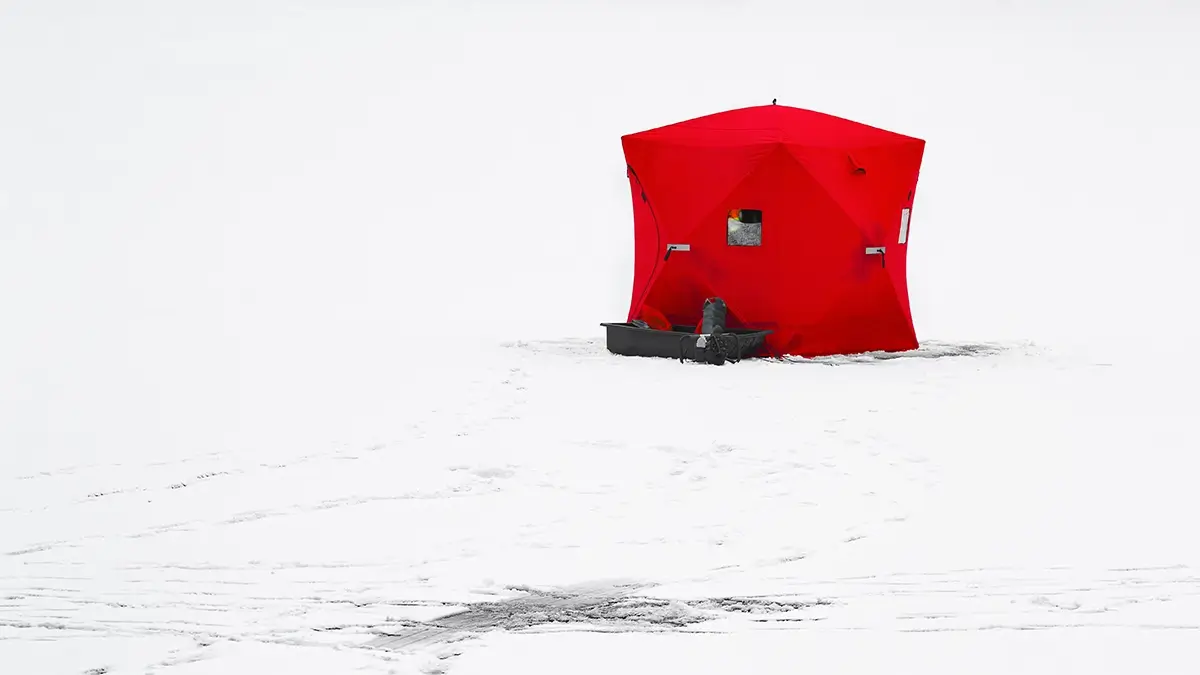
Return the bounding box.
[2,1,1199,673]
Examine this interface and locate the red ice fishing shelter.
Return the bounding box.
[621,104,926,358]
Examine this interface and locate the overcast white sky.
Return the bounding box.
[2,0,1197,467]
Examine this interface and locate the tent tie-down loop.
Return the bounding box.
[664,243,690,261]
[866,246,886,268]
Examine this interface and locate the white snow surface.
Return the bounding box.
[3,2,1200,673]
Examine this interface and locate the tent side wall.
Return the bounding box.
[620,134,776,324]
[773,139,926,356]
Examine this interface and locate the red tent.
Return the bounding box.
[620,104,926,358]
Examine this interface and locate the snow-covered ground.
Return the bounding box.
[4,338,1199,673]
[3,2,1199,673]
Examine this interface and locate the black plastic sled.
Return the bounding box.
[600,322,772,364]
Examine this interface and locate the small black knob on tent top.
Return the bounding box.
[772,98,777,104]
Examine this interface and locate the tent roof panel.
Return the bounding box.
[623,104,923,149]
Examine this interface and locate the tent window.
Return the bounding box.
[727,209,762,246]
[898,208,911,244]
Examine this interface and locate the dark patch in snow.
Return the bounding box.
[438,593,702,630]
[685,596,831,615]
[780,340,1015,365]
[366,581,829,653]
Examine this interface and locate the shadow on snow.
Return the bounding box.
[783,340,1015,365]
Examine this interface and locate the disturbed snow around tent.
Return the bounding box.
[3,337,1199,674]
